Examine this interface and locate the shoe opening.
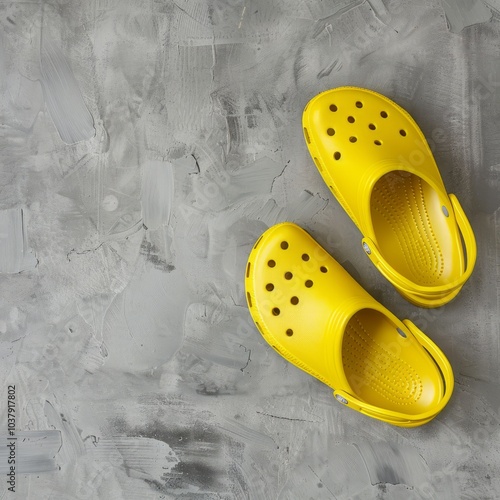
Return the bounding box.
[370,171,463,287]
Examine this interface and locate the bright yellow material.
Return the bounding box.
[245,222,454,426]
[302,86,476,307]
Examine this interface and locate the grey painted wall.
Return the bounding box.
[1,0,499,498]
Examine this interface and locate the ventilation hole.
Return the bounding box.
[397,327,407,338]
[320,266,328,273]
[303,127,311,144]
[374,140,382,146]
[347,116,355,123]
[284,272,293,280]
[368,123,376,130]
[327,128,335,136]
[286,329,294,337]
[290,296,299,305]
[380,111,388,118]
[272,307,280,316]
[247,292,252,307]
[313,157,323,171]
[266,283,274,291]
[281,241,289,250]
[399,129,407,136]
[355,101,363,108]
[246,262,251,277]
[305,280,313,288]
[334,151,341,160]
[349,136,357,143]
[253,235,263,249]
[330,104,338,112]
[268,260,276,268]
[302,253,310,261]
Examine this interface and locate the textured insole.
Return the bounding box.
[371,172,450,286]
[342,309,441,414]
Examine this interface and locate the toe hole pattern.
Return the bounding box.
[302,254,310,261]
[284,272,293,280]
[266,283,274,291]
[330,104,338,112]
[368,123,376,130]
[272,307,280,316]
[355,101,363,108]
[268,260,276,267]
[347,116,355,123]
[400,129,407,136]
[374,140,382,146]
[380,111,388,118]
[286,329,294,337]
[334,152,341,160]
[290,296,299,305]
[320,266,328,273]
[305,280,313,288]
[327,128,335,136]
[349,136,357,143]
[281,241,289,249]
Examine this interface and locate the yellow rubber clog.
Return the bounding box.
[245,223,454,426]
[303,87,476,307]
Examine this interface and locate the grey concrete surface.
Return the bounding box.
[1,0,499,498]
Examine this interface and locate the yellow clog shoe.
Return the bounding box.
[245,222,454,426]
[302,87,476,307]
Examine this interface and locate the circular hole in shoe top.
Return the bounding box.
[302,253,310,261]
[266,283,274,291]
[330,104,338,112]
[305,279,313,288]
[281,241,289,249]
[286,329,294,336]
[268,260,276,267]
[320,266,328,273]
[284,272,293,280]
[400,129,407,136]
[349,136,357,143]
[327,128,335,136]
[290,296,299,305]
[355,101,363,108]
[380,111,388,118]
[374,140,382,146]
[347,116,355,123]
[368,123,376,130]
[272,307,280,316]
[333,151,341,160]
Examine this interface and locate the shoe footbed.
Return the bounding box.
[343,309,443,414]
[371,172,462,286]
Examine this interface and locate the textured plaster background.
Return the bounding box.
[1,0,500,498]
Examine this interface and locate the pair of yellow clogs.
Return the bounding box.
[245,87,476,427]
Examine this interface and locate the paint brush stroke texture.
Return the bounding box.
[440,0,492,32]
[2,0,500,498]
[91,437,179,482]
[141,161,175,231]
[40,40,95,144]
[0,208,37,273]
[0,431,61,473]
